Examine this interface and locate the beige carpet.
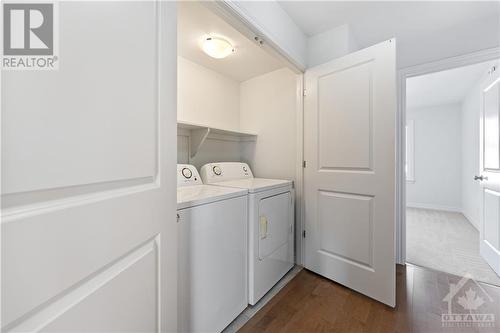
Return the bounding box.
[406,207,500,286]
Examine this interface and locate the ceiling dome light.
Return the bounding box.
[202,37,234,59]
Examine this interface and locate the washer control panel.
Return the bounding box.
[200,162,253,184]
[177,164,202,187]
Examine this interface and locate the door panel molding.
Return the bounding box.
[4,236,160,332]
[2,1,161,195]
[317,59,374,172]
[317,190,374,269]
[2,180,160,222]
[2,180,165,327]
[1,176,155,211]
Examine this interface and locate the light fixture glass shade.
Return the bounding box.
[202,37,234,59]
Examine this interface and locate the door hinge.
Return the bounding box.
[176,213,180,222]
[303,89,306,97]
[303,160,306,168]
[303,230,306,238]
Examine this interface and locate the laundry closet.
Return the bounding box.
[177,2,300,184]
[176,2,301,332]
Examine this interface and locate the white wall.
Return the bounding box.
[406,103,462,211]
[232,0,500,70]
[307,24,359,68]
[177,60,298,180]
[240,68,298,181]
[309,16,499,69]
[177,56,243,169]
[227,0,307,69]
[177,56,240,130]
[461,80,482,229]
[230,1,499,70]
[398,15,499,69]
[239,67,300,263]
[177,134,242,170]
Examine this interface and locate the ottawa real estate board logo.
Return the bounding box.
[442,274,495,328]
[2,1,58,70]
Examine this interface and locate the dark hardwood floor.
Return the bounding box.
[238,264,500,333]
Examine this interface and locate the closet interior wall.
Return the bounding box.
[177,57,299,186]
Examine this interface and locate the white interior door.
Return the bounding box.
[304,39,397,306]
[479,64,500,277]
[1,1,178,332]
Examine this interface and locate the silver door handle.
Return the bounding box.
[474,175,488,181]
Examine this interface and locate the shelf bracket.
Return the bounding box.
[189,127,210,158]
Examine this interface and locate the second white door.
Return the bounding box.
[304,39,397,306]
[479,63,500,276]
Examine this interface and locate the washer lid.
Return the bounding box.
[177,184,247,210]
[213,178,292,193]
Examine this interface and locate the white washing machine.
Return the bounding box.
[200,162,294,305]
[177,164,248,333]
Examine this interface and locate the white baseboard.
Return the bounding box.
[462,211,479,231]
[480,241,500,276]
[407,203,481,231]
[406,202,462,213]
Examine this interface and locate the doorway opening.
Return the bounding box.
[404,60,500,286]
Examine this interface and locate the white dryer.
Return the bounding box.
[177,164,248,333]
[200,162,294,305]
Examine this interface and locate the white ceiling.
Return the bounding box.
[406,61,496,110]
[178,2,284,82]
[278,1,499,48]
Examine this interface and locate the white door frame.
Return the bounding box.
[396,47,500,264]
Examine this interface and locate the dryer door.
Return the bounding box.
[258,191,292,260]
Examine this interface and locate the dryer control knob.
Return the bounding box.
[181,167,192,179]
[213,165,222,176]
